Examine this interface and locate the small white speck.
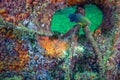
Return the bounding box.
[41,24,45,27]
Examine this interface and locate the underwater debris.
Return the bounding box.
[0,18,53,36]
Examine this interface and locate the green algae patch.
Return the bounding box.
[50,6,77,34]
[84,4,103,34]
[50,4,103,35]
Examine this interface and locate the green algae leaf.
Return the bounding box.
[50,4,103,35]
[83,4,103,34]
[50,6,77,34]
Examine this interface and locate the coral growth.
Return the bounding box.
[50,0,63,4]
[0,0,30,24]
[0,28,29,71]
[10,40,29,71]
[37,36,69,58]
[67,0,85,5]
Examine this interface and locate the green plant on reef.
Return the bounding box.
[74,71,99,80]
[2,76,22,80]
[50,4,103,35]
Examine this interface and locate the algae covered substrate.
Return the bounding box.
[50,4,103,35]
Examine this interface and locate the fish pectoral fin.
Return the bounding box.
[78,22,83,27]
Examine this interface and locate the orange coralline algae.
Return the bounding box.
[0,40,29,71]
[0,28,29,71]
[37,36,69,58]
[0,8,29,25]
[68,0,80,5]
[0,8,7,15]
[111,32,119,50]
[26,0,33,4]
[50,0,63,4]
[116,1,120,5]
[95,28,101,34]
[4,12,29,25]
[93,28,102,37]
[0,28,15,38]
[67,0,86,5]
[9,40,29,71]
[0,0,31,25]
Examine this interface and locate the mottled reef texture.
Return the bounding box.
[0,0,120,80]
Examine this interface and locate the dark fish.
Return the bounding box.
[68,13,91,27]
[68,14,81,22]
[61,13,91,39]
